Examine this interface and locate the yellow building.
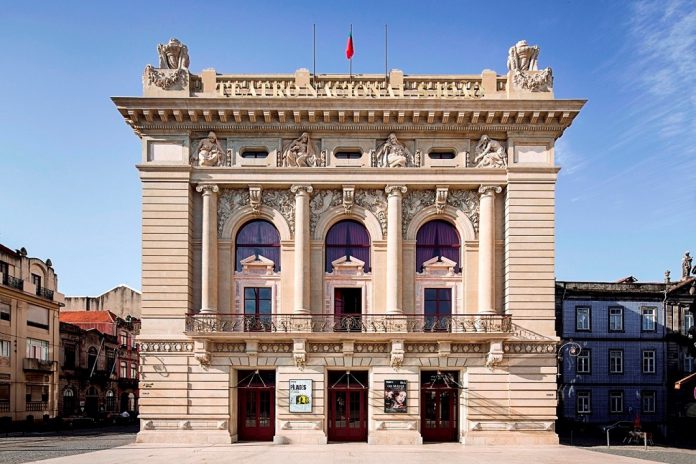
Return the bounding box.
[0,244,63,422]
[113,38,584,445]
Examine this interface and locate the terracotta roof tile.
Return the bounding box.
[59,310,117,323]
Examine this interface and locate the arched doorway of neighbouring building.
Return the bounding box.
[62,387,75,417]
[85,386,99,417]
[121,392,136,414]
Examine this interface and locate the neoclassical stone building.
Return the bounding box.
[113,38,584,445]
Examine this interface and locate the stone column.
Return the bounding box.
[477,185,502,314]
[291,184,313,314]
[196,184,219,314]
[385,185,407,314]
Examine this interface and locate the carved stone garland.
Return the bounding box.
[354,189,388,236]
[401,189,480,237]
[217,188,295,237]
[309,189,342,236]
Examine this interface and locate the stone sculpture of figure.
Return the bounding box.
[375,133,409,168]
[474,135,507,168]
[282,133,316,167]
[157,38,190,70]
[682,252,693,280]
[507,40,540,72]
[194,131,224,167]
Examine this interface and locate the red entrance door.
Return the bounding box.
[421,371,459,442]
[238,387,275,441]
[328,371,368,442]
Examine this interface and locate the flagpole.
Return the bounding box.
[349,24,353,80]
[385,24,388,81]
[313,24,316,89]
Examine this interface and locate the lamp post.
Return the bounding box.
[557,339,582,445]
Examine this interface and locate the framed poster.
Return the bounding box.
[289,379,312,413]
[384,380,407,413]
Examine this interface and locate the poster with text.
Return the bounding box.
[384,380,407,413]
[289,379,312,413]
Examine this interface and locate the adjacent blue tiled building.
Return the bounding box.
[556,281,667,429]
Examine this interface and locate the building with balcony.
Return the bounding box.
[113,38,584,445]
[0,244,63,422]
[58,311,140,418]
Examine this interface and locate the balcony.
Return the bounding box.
[26,401,48,412]
[2,274,23,290]
[23,358,56,372]
[186,313,512,337]
[0,400,9,412]
[36,286,54,300]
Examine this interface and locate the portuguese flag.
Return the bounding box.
[345,29,354,60]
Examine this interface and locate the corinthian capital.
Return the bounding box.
[290,184,314,196]
[385,185,407,197]
[478,185,502,196]
[196,184,219,194]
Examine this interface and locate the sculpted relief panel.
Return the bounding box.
[218,188,295,236]
[279,133,324,167]
[371,134,416,168]
[191,131,226,167]
[474,135,507,168]
[354,190,388,236]
[310,190,342,236]
[402,189,480,237]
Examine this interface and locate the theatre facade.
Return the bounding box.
[113,39,584,445]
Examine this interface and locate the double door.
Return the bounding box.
[238,383,275,441]
[327,371,368,442]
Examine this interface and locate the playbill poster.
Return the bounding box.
[289,379,312,413]
[384,380,407,413]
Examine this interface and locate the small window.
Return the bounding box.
[577,391,591,414]
[27,305,49,330]
[0,261,8,278]
[120,361,128,378]
[576,349,591,374]
[0,302,9,322]
[683,313,694,335]
[334,150,362,159]
[428,150,456,160]
[608,307,623,332]
[0,339,10,358]
[120,332,128,347]
[26,339,48,361]
[241,150,269,159]
[609,350,623,374]
[609,391,624,414]
[642,350,656,373]
[642,391,656,414]
[106,390,116,411]
[576,307,591,331]
[64,344,75,369]
[685,353,694,373]
[131,363,138,379]
[32,273,42,289]
[641,307,657,332]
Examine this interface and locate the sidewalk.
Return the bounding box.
[22,442,663,464]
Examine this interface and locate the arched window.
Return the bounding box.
[325,220,370,273]
[87,347,98,372]
[235,220,281,271]
[416,220,460,272]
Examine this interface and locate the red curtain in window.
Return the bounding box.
[416,220,460,272]
[325,220,371,272]
[235,220,281,271]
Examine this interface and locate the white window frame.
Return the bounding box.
[641,307,656,332]
[576,307,591,331]
[609,350,623,374]
[642,391,656,414]
[609,391,624,414]
[683,312,694,335]
[609,307,623,332]
[642,350,656,374]
[576,350,591,374]
[0,339,10,358]
[577,391,591,414]
[26,338,48,361]
[685,353,694,373]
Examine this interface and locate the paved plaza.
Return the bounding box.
[3,435,696,464]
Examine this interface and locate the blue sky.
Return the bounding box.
[1,1,694,296]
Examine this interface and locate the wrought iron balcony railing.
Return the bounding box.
[26,401,48,412]
[36,286,54,300]
[2,274,23,290]
[186,313,512,335]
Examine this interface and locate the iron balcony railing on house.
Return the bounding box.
[2,274,23,290]
[186,313,512,334]
[0,400,9,412]
[36,286,54,300]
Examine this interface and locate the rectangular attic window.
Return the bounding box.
[334,151,362,159]
[428,151,456,160]
[241,150,269,159]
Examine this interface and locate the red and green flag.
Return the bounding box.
[345,30,354,60]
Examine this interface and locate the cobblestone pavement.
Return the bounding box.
[0,425,137,464]
[586,446,696,464]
